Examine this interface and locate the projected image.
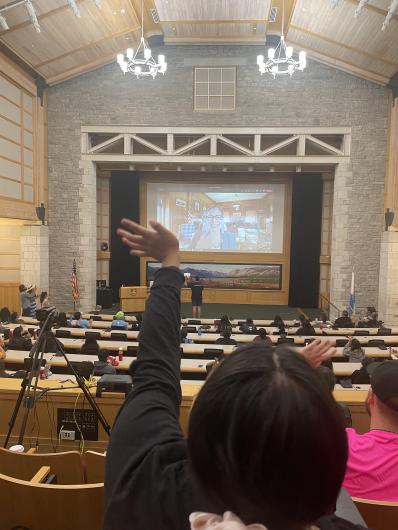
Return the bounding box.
[146,183,285,253]
[147,262,282,290]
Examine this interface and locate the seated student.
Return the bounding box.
[334,310,354,328]
[216,315,232,333]
[111,311,129,331]
[295,318,316,336]
[104,218,364,530]
[343,361,398,502]
[215,329,237,346]
[80,336,100,355]
[131,313,142,331]
[343,337,365,363]
[181,329,193,344]
[72,311,91,329]
[10,311,20,324]
[351,357,375,384]
[318,365,352,427]
[357,310,380,329]
[0,307,11,324]
[94,349,117,376]
[54,312,69,328]
[270,314,285,333]
[252,327,273,346]
[7,326,32,351]
[40,291,50,308]
[239,318,257,334]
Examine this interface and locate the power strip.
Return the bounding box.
[60,430,76,441]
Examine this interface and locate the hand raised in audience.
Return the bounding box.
[300,338,336,368]
[117,218,180,268]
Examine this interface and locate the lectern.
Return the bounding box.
[119,286,149,312]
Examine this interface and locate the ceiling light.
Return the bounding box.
[354,0,370,18]
[67,0,81,18]
[25,0,40,33]
[94,0,102,7]
[0,14,9,30]
[382,0,398,30]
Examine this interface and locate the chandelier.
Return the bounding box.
[257,0,306,78]
[116,0,167,78]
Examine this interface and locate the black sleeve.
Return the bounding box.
[106,267,184,477]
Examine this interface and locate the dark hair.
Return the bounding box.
[13,326,23,338]
[56,312,68,327]
[317,366,336,393]
[258,328,267,338]
[273,315,284,325]
[84,336,98,345]
[19,284,26,293]
[74,311,81,320]
[319,311,328,322]
[10,312,19,323]
[195,276,200,282]
[303,319,312,328]
[188,345,347,529]
[40,291,48,304]
[342,310,348,317]
[350,338,361,350]
[299,314,305,323]
[246,318,253,324]
[0,307,11,323]
[181,329,188,340]
[222,329,232,339]
[98,349,110,363]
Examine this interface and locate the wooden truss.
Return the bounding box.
[81,126,351,166]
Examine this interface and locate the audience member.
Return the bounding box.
[39,291,50,308]
[239,318,257,334]
[0,307,11,324]
[19,284,38,318]
[343,361,398,501]
[343,338,365,363]
[351,357,375,384]
[94,349,116,376]
[10,311,20,324]
[54,312,69,328]
[111,311,129,330]
[181,329,193,344]
[357,310,380,328]
[334,311,354,328]
[7,326,32,351]
[80,336,100,355]
[187,276,204,318]
[215,329,237,346]
[270,314,285,333]
[318,366,352,427]
[252,328,272,346]
[73,311,91,329]
[295,318,316,336]
[131,313,142,331]
[104,218,363,530]
[216,314,232,333]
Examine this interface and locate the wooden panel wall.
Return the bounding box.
[0,52,47,221]
[385,93,398,227]
[319,173,333,307]
[96,176,110,283]
[0,218,24,311]
[140,174,292,305]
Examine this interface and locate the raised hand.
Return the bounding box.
[300,338,336,368]
[117,218,180,268]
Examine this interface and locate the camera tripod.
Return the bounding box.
[4,307,111,448]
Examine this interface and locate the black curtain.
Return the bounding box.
[110,171,140,301]
[288,174,323,308]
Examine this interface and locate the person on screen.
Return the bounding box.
[189,205,237,251]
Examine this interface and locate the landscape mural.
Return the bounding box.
[147,262,282,290]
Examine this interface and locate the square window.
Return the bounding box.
[194,67,236,111]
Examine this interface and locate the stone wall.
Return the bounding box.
[47,45,389,311]
[20,224,49,295]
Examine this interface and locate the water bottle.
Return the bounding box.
[118,347,123,362]
[198,326,202,337]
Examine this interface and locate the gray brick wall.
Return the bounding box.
[47,45,389,311]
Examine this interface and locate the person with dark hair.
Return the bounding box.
[270,314,286,334]
[239,318,257,335]
[80,336,100,355]
[10,311,19,324]
[187,276,204,318]
[351,357,375,384]
[94,349,116,376]
[215,328,237,346]
[334,311,354,328]
[296,318,316,336]
[0,307,11,324]
[39,291,49,308]
[216,315,232,333]
[343,337,365,363]
[73,311,91,329]
[317,366,352,427]
[104,218,364,530]
[252,328,272,346]
[343,360,398,501]
[7,326,32,351]
[54,312,69,328]
[19,284,38,318]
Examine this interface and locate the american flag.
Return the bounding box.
[71,259,80,301]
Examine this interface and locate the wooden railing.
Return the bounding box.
[319,292,341,318]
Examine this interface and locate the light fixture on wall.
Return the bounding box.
[257,0,306,78]
[36,202,45,225]
[331,0,398,31]
[116,0,167,78]
[0,0,40,33]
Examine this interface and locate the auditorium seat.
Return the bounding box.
[84,450,106,484]
[353,498,398,530]
[0,470,103,530]
[378,328,392,335]
[277,337,294,345]
[188,319,201,325]
[55,329,71,338]
[336,339,349,347]
[110,332,128,341]
[203,348,224,360]
[367,339,386,349]
[0,448,85,484]
[85,331,101,340]
[354,330,369,335]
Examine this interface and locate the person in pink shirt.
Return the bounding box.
[343,360,398,501]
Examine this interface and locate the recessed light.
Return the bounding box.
[121,8,125,14]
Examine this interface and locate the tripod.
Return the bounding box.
[4,308,111,449]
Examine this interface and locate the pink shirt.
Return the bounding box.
[343,428,398,501]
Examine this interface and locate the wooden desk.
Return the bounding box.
[119,286,149,313]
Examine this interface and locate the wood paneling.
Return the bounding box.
[385,93,398,226]
[96,176,110,283]
[0,282,20,312]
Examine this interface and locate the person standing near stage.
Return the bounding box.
[187,276,204,318]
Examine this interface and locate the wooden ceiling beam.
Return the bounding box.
[289,24,398,68]
[0,0,87,36]
[159,18,269,24]
[33,26,142,69]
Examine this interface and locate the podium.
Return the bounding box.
[120,286,149,312]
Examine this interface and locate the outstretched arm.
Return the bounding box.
[106,219,183,487]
